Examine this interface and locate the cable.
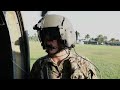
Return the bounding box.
[62,49,71,60]
[11,53,29,77]
[12,60,29,75]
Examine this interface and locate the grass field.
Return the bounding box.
[29,41,120,79]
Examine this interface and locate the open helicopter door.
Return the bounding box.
[0,11,30,79]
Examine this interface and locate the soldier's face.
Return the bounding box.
[45,40,59,55]
[41,28,62,56]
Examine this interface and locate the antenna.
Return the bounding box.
[41,11,48,17]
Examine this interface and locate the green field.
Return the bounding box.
[29,41,120,79]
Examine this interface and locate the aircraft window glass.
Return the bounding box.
[4,11,25,79]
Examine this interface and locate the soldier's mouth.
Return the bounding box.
[46,44,56,49]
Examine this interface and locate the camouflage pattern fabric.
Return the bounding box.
[30,52,98,79]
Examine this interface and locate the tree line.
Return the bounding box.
[28,33,39,41]
[75,31,120,46]
[28,31,120,46]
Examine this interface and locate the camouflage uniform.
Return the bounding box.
[30,52,97,79]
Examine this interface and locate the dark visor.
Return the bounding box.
[40,27,61,41]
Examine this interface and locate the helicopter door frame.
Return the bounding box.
[3,11,30,79]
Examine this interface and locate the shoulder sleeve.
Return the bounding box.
[30,56,47,79]
[69,55,98,79]
[87,60,98,79]
[30,59,42,79]
[82,56,98,79]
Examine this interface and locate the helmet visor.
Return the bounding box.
[40,27,61,41]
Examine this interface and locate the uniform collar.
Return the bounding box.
[44,51,74,65]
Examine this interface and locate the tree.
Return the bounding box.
[103,36,107,42]
[116,39,119,42]
[85,34,90,44]
[97,34,104,45]
[75,31,80,43]
[85,34,90,40]
[110,38,116,43]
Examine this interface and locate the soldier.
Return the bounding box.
[30,14,98,79]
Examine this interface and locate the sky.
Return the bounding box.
[21,11,120,41]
